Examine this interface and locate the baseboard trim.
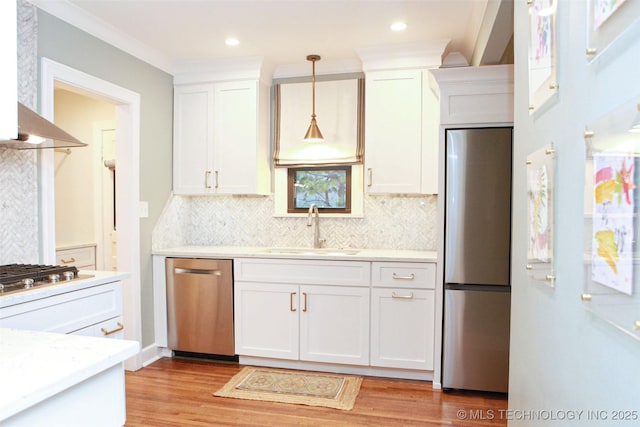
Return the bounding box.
[139,344,171,368]
[238,356,434,382]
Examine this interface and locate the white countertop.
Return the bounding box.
[0,328,139,421]
[153,245,437,262]
[0,270,129,308]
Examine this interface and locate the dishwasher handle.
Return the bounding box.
[174,267,222,276]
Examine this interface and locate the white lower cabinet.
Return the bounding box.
[234,282,299,360]
[234,258,370,366]
[0,281,123,334]
[233,258,435,375]
[370,288,435,370]
[234,281,369,365]
[299,285,369,365]
[370,262,436,370]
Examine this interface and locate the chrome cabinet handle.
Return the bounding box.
[174,268,221,276]
[204,171,212,188]
[214,170,219,188]
[302,292,308,312]
[367,168,373,187]
[101,322,124,336]
[392,292,414,300]
[290,292,297,312]
[392,273,415,280]
[60,257,76,264]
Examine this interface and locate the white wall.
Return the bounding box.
[53,89,114,248]
[510,1,640,424]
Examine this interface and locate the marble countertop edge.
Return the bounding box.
[0,328,139,421]
[152,246,438,262]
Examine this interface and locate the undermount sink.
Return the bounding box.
[261,247,360,256]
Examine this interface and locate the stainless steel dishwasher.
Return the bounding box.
[166,258,235,356]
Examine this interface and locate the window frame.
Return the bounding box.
[287,165,352,214]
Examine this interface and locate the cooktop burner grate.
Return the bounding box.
[0,264,80,294]
[0,264,79,282]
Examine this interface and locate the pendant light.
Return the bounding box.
[303,54,324,142]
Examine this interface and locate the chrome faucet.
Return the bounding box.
[307,204,325,248]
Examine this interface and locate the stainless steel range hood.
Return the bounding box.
[0,102,87,150]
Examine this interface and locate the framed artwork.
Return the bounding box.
[583,97,640,341]
[527,0,558,115]
[526,144,556,286]
[587,0,640,63]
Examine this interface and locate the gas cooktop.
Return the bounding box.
[0,264,84,295]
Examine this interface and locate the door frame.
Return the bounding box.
[39,57,142,370]
[93,120,116,271]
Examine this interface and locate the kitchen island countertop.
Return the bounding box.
[153,246,437,262]
[0,328,139,423]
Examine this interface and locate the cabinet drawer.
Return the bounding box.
[0,282,123,334]
[235,258,370,286]
[371,262,436,289]
[56,245,96,270]
[72,315,125,339]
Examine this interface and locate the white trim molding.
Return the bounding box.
[40,57,143,371]
[29,0,173,73]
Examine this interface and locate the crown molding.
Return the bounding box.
[356,39,451,71]
[28,0,174,74]
[173,56,274,85]
[429,63,513,85]
[272,58,363,79]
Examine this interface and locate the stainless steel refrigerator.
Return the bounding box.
[442,127,512,393]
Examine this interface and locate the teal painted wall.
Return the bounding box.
[510,1,640,424]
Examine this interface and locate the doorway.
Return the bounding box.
[40,58,142,371]
[53,87,117,272]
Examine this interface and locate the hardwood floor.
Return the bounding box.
[125,358,507,426]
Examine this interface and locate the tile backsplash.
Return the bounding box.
[0,0,39,265]
[152,194,438,251]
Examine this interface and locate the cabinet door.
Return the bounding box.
[299,285,370,365]
[370,288,435,370]
[421,71,439,195]
[365,70,422,194]
[234,281,299,360]
[214,80,260,194]
[173,83,214,194]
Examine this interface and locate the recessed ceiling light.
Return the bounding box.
[225,37,240,46]
[390,22,407,32]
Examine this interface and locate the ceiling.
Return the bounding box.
[31,0,513,77]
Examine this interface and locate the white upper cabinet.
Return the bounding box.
[173,84,213,194]
[173,79,270,195]
[364,69,439,194]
